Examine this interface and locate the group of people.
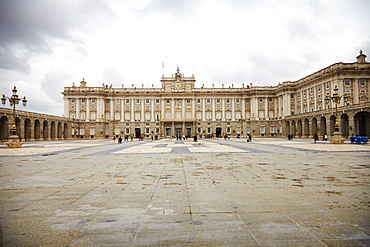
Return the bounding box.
[287,134,328,143]
[113,135,133,143]
[313,134,328,143]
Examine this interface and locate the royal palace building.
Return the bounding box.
[60,51,370,140]
[2,51,369,142]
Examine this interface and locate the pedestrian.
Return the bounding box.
[313,134,318,143]
[247,134,252,142]
[118,136,122,143]
[322,134,327,141]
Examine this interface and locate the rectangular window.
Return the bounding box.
[71,99,75,103]
[359,79,365,86]
[186,99,191,103]
[318,86,321,92]
[106,100,110,104]
[145,128,150,134]
[226,99,230,103]
[235,99,240,103]
[344,79,350,86]
[126,99,130,104]
[166,99,170,104]
[207,128,211,134]
[245,99,249,103]
[156,128,160,134]
[81,98,86,103]
[146,99,150,104]
[206,99,211,103]
[125,129,130,134]
[326,82,330,89]
[91,98,96,103]
[197,128,201,133]
[197,99,201,103]
[136,99,140,104]
[226,127,230,133]
[260,126,265,134]
[115,99,120,104]
[155,99,160,103]
[216,99,221,103]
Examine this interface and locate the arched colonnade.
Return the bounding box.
[285,110,370,139]
[0,109,72,142]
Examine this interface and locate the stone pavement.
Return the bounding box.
[0,138,369,246]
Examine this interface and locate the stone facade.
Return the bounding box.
[0,107,72,141]
[61,52,370,139]
[1,52,369,141]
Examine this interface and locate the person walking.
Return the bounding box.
[313,134,318,143]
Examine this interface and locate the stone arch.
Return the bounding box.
[34,119,41,140]
[63,123,68,139]
[286,121,290,136]
[57,122,63,139]
[304,118,309,137]
[354,111,370,137]
[0,116,9,141]
[291,120,296,137]
[312,117,318,136]
[51,121,56,139]
[340,114,349,138]
[43,120,48,139]
[320,116,327,136]
[329,115,336,135]
[24,118,32,141]
[15,117,21,137]
[297,119,302,137]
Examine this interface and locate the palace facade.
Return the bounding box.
[61,51,370,139]
[1,51,369,142]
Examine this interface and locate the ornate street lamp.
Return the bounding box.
[1,86,27,148]
[324,85,348,144]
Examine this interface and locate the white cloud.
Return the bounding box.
[0,0,369,116]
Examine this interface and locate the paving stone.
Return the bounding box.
[0,138,369,246]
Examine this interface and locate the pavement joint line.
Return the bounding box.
[1,138,369,245]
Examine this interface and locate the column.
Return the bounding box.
[222,98,225,120]
[231,98,235,121]
[212,98,215,120]
[192,98,195,119]
[86,97,90,120]
[151,98,155,121]
[141,98,144,120]
[63,97,69,117]
[131,99,134,121]
[251,97,258,120]
[76,98,80,120]
[171,99,175,120]
[121,98,124,121]
[241,97,245,119]
[110,98,114,120]
[202,99,205,121]
[264,97,268,119]
[353,79,359,104]
[182,99,185,120]
[161,99,165,120]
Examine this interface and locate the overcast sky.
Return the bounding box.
[0,0,369,116]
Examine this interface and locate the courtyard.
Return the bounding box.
[0,138,369,246]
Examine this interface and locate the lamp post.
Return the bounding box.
[324,85,348,144]
[1,86,27,148]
